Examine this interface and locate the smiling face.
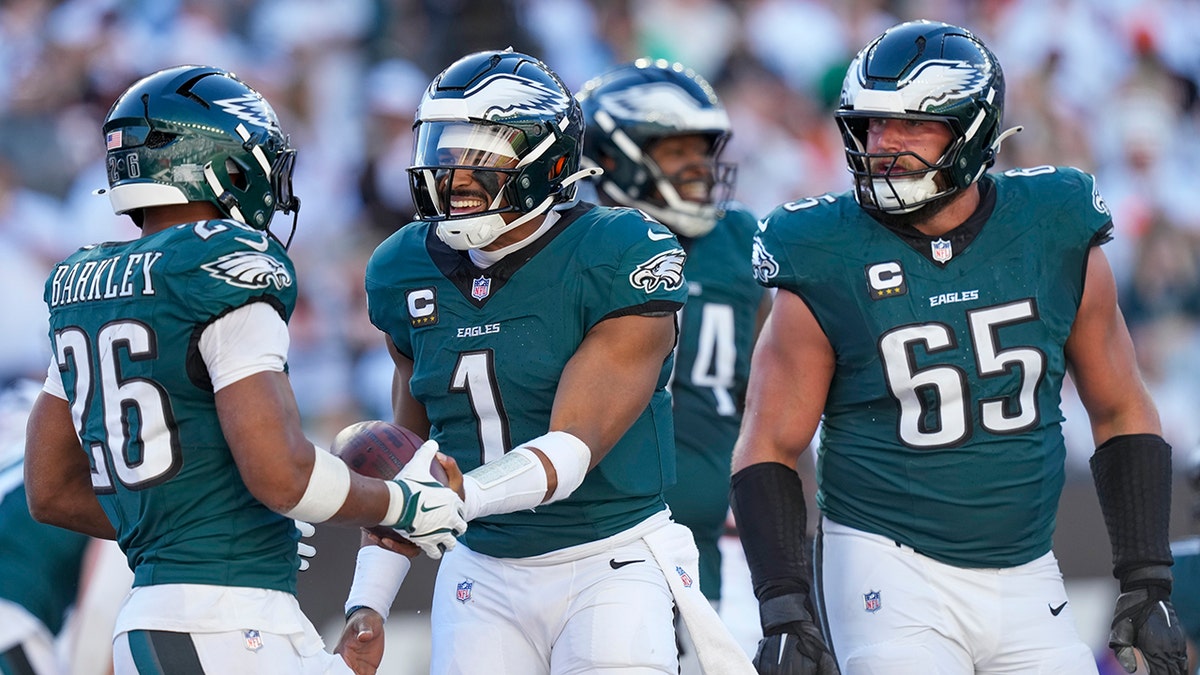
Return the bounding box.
[436,154,518,217]
[432,124,524,217]
[646,133,716,204]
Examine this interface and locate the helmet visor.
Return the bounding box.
[413,121,529,170]
[409,121,529,220]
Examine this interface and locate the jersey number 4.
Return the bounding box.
[880,299,1045,449]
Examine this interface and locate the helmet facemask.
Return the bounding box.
[838,113,963,216]
[579,60,736,238]
[835,21,1019,223]
[596,123,735,238]
[407,50,593,251]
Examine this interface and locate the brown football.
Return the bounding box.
[330,420,449,543]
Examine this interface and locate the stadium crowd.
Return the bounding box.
[2,0,1199,476]
[4,1,1200,673]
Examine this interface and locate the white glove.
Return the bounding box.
[294,519,316,571]
[385,440,466,559]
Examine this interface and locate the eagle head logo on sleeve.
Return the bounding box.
[751,235,780,284]
[201,251,294,290]
[629,248,686,293]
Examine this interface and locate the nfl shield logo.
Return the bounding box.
[471,276,491,300]
[675,566,694,588]
[456,579,474,603]
[243,629,264,651]
[863,590,882,613]
[931,239,953,263]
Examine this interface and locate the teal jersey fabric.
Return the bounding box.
[43,220,301,593]
[0,462,89,635]
[1171,537,1200,647]
[663,203,763,599]
[754,167,1112,568]
[366,203,688,558]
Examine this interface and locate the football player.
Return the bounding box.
[23,65,465,674]
[0,379,91,675]
[336,49,753,674]
[575,57,770,659]
[730,20,1188,675]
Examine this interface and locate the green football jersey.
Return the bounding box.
[754,167,1111,568]
[366,203,688,558]
[1170,537,1200,647]
[663,204,763,598]
[43,220,301,592]
[0,462,88,635]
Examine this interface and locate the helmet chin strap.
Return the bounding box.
[437,168,602,250]
[991,126,1023,155]
[871,171,941,214]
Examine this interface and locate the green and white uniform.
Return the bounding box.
[755,167,1112,673]
[41,221,343,674]
[663,203,763,601]
[0,460,90,675]
[44,220,300,591]
[367,203,687,557]
[756,168,1110,568]
[367,203,690,673]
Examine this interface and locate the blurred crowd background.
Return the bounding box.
[4,0,1200,670]
[4,0,1200,474]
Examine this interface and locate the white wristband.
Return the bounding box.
[283,446,351,523]
[460,431,591,521]
[537,431,591,503]
[344,546,411,622]
[381,481,407,527]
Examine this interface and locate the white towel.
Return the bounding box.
[643,522,757,675]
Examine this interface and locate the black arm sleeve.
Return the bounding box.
[1090,433,1175,589]
[729,461,812,603]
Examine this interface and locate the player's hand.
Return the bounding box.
[294,519,316,572]
[1108,582,1188,674]
[335,606,385,675]
[753,621,839,675]
[385,440,466,559]
[364,528,422,556]
[754,593,839,675]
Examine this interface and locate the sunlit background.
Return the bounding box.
[3,0,1198,673]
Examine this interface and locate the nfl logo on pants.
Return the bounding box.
[863,590,882,613]
[456,579,474,603]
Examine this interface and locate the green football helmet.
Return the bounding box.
[102,65,299,238]
[836,20,1018,216]
[577,59,734,238]
[408,49,594,250]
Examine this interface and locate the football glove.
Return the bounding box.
[294,519,316,572]
[754,593,839,675]
[1108,566,1188,675]
[386,440,466,559]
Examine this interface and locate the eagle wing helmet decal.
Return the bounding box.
[212,94,280,133]
[201,251,293,290]
[462,74,571,121]
[843,58,993,113]
[597,82,730,129]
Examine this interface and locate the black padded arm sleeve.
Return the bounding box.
[729,461,812,603]
[1090,433,1175,589]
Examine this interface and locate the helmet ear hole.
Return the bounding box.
[225,158,248,190]
[550,155,566,180]
[145,131,176,149]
